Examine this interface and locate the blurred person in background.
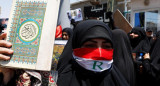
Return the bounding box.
[112,29,135,86]
[62,27,73,40]
[128,27,150,86]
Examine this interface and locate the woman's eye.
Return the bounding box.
[83,44,96,48]
[104,46,112,49]
[63,34,67,36]
[102,44,112,49]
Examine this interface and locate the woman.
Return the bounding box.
[149,31,160,54]
[62,27,73,40]
[57,20,130,86]
[128,27,150,86]
[112,29,135,86]
[128,27,150,55]
[142,30,160,86]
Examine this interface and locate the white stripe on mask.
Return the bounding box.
[73,53,113,72]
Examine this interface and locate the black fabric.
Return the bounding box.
[128,27,151,86]
[0,72,17,86]
[72,20,112,49]
[141,36,160,86]
[128,27,150,53]
[156,31,160,39]
[57,20,129,86]
[148,37,155,50]
[112,29,136,86]
[146,27,153,32]
[150,37,160,70]
[56,34,73,74]
[62,27,73,38]
[149,31,160,54]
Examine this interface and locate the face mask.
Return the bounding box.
[73,48,113,72]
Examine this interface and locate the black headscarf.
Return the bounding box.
[112,29,136,86]
[57,20,129,86]
[62,27,73,39]
[150,32,160,66]
[128,27,150,53]
[149,31,160,54]
[156,31,160,39]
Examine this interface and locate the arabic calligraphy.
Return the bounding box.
[19,21,39,42]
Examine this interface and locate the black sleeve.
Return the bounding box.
[142,59,160,83]
[142,59,151,73]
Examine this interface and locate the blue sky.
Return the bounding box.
[0,0,13,18]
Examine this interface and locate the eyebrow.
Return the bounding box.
[88,40,97,43]
[88,40,110,43]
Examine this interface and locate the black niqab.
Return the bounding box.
[128,27,150,53]
[57,20,129,86]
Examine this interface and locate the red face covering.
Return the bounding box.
[73,48,113,60]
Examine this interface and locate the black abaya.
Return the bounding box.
[128,27,151,86]
[141,35,160,86]
[112,29,135,86]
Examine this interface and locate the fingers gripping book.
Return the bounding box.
[0,0,60,71]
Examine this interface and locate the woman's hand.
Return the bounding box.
[0,33,13,60]
[0,33,14,85]
[143,53,150,59]
[132,53,136,61]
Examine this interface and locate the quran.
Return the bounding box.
[0,0,60,71]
